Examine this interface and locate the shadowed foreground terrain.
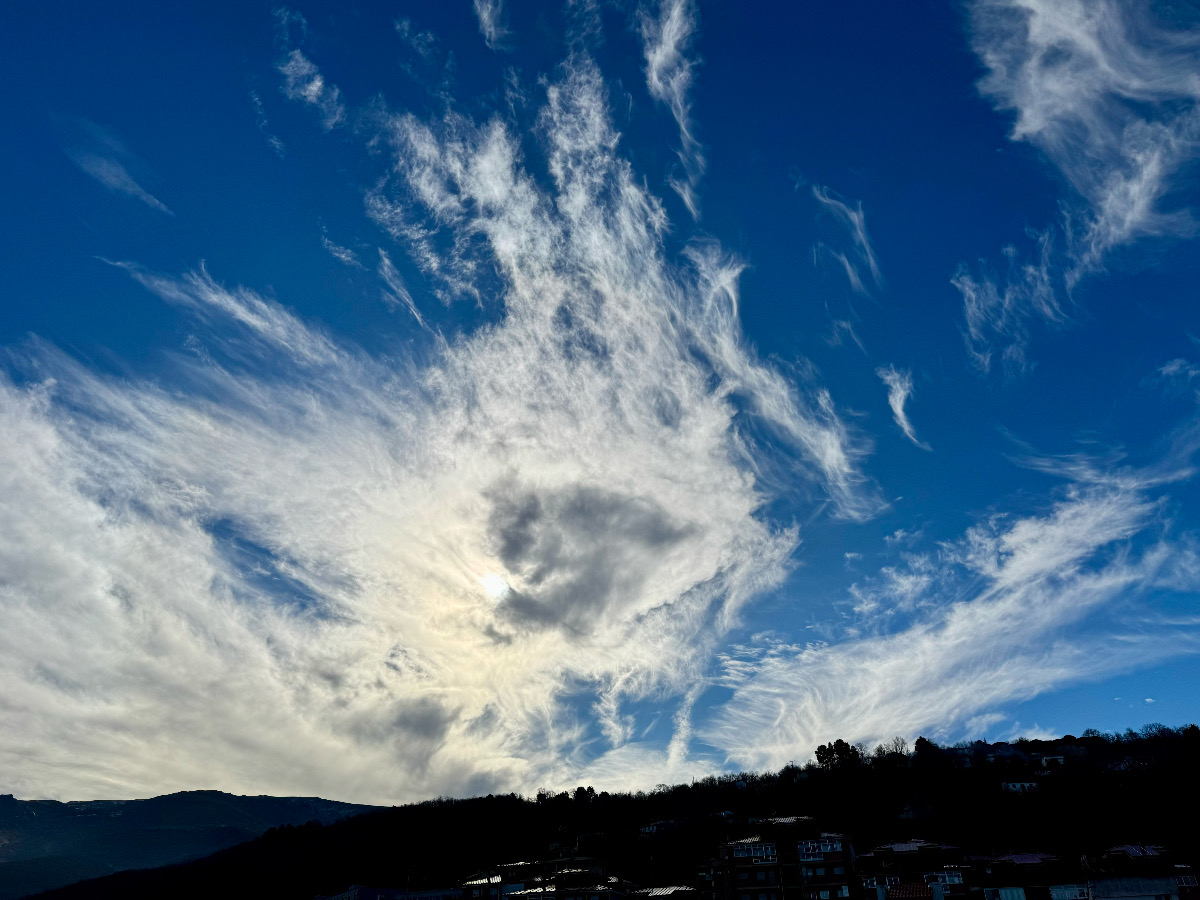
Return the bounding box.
[0,790,377,899]
[17,726,1200,900]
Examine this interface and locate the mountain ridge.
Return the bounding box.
[0,788,379,900]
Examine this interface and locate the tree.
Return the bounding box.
[815,739,864,770]
[913,736,940,756]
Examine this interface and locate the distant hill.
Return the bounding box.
[0,789,378,899]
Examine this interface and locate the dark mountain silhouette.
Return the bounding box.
[0,789,377,899]
[16,724,1200,900]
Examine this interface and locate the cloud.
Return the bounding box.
[274,7,308,46]
[250,90,286,158]
[1005,722,1060,741]
[951,230,1060,374]
[65,123,172,215]
[885,527,923,546]
[395,18,438,62]
[812,185,883,294]
[876,365,928,450]
[639,0,705,219]
[320,228,362,268]
[964,711,1007,737]
[278,49,346,130]
[704,469,1200,767]
[0,58,872,803]
[377,248,425,327]
[969,0,1200,286]
[473,0,512,51]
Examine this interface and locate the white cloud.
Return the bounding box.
[969,0,1200,285]
[377,248,425,327]
[876,365,928,450]
[66,128,173,215]
[640,0,705,219]
[951,231,1059,374]
[274,7,308,46]
[703,473,1200,767]
[1005,722,1060,741]
[395,18,438,62]
[250,90,286,158]
[964,711,1007,737]
[473,0,512,51]
[321,229,362,268]
[278,49,346,130]
[953,2,1200,372]
[0,59,872,802]
[812,186,882,295]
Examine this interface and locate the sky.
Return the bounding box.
[1,0,1199,805]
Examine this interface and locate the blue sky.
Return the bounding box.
[1,0,1199,803]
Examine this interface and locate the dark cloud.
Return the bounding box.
[488,483,697,633]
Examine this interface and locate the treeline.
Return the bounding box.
[803,722,1200,770]
[29,723,1200,900]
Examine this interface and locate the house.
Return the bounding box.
[634,888,702,900]
[701,820,854,900]
[319,888,460,900]
[1089,879,1179,900]
[797,835,855,900]
[857,841,962,900]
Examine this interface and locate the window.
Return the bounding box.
[817,869,826,876]
[838,888,850,897]
[758,872,767,882]
[799,840,843,860]
[739,873,750,881]
[820,891,830,899]
[834,868,845,875]
[734,843,778,863]
[926,874,963,886]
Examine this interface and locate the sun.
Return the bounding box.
[478,573,511,600]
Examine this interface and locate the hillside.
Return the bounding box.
[0,790,377,899]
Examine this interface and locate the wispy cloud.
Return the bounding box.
[812,185,882,294]
[320,227,362,268]
[951,230,1059,374]
[65,123,172,215]
[278,49,346,130]
[705,466,1200,766]
[0,57,873,802]
[395,17,439,64]
[876,365,929,450]
[969,0,1200,285]
[274,6,308,46]
[640,0,705,219]
[377,249,425,327]
[473,0,512,51]
[951,2,1200,373]
[250,90,286,158]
